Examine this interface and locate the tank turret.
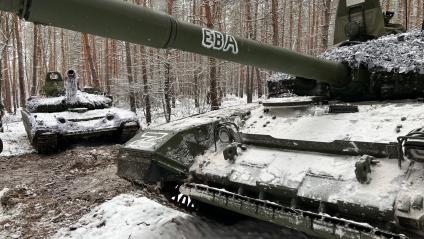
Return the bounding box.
[43,72,65,97]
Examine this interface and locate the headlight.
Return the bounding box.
[106,113,115,121]
[57,117,66,124]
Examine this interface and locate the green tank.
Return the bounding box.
[3,0,424,238]
[21,70,140,153]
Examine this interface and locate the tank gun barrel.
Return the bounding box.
[0,0,349,86]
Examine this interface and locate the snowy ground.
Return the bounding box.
[0,131,310,239]
[1,112,34,157]
[53,194,309,239]
[0,145,134,239]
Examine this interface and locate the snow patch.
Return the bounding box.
[0,121,34,156]
[53,194,307,239]
[266,72,295,82]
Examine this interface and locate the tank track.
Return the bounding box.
[180,183,407,239]
[119,123,140,143]
[35,133,58,154]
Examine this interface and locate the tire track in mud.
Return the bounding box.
[0,145,312,239]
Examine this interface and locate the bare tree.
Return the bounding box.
[14,16,26,107]
[31,24,39,96]
[271,0,279,46]
[125,42,136,113]
[82,33,99,88]
[322,0,332,50]
[204,0,219,110]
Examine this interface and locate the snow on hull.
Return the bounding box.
[263,96,316,105]
[186,100,424,233]
[154,104,258,132]
[243,101,424,143]
[266,72,295,82]
[53,194,308,239]
[191,146,405,212]
[25,108,138,138]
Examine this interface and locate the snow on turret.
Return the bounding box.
[321,30,424,74]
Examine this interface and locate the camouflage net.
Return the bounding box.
[321,30,424,74]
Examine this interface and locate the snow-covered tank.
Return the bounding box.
[116,1,424,239]
[3,0,424,238]
[21,70,140,153]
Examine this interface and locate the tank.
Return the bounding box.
[21,70,140,153]
[3,0,424,238]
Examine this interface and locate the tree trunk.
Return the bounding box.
[48,27,55,71]
[271,0,279,46]
[2,48,11,112]
[204,0,219,110]
[111,40,118,79]
[125,42,136,113]
[31,24,39,96]
[92,36,99,81]
[256,68,262,98]
[164,59,172,121]
[385,0,390,11]
[61,29,67,76]
[2,15,11,112]
[194,68,200,107]
[140,46,151,124]
[12,32,18,112]
[163,0,174,121]
[171,54,176,109]
[52,28,56,70]
[239,66,244,98]
[281,0,287,47]
[397,1,405,27]
[244,0,253,103]
[417,0,423,27]
[288,0,294,49]
[104,39,111,93]
[322,0,332,51]
[192,0,200,108]
[82,33,99,89]
[307,1,312,53]
[309,0,316,54]
[296,1,303,52]
[14,16,26,107]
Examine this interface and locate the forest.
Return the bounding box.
[0,0,423,124]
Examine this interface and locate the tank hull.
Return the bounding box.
[22,107,139,153]
[119,100,424,239]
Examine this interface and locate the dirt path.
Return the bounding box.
[0,144,312,239]
[0,144,137,239]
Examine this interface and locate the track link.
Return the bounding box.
[180,183,408,239]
